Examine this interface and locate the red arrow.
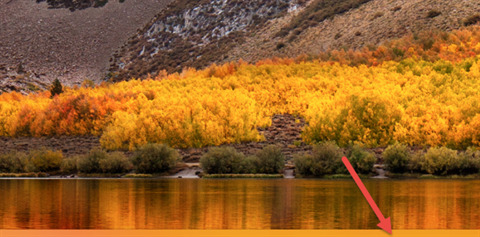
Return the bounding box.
[342,156,392,234]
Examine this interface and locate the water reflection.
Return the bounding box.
[0,179,478,229]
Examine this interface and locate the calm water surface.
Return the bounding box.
[0,179,478,229]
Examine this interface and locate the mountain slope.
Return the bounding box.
[109,0,480,81]
[108,0,308,81]
[0,0,172,93]
[1,0,480,92]
[227,0,480,63]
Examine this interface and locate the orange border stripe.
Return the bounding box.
[1,230,479,237]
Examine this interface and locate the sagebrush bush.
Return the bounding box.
[294,142,345,177]
[60,157,78,174]
[293,154,313,176]
[457,148,480,174]
[77,148,106,173]
[255,145,285,174]
[239,156,259,174]
[409,151,424,173]
[383,143,411,173]
[28,148,63,172]
[50,79,63,98]
[420,147,460,175]
[347,144,376,174]
[99,152,132,174]
[200,147,245,174]
[0,151,26,173]
[132,143,179,174]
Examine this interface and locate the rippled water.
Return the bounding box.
[0,179,478,229]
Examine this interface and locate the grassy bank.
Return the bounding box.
[386,173,480,179]
[203,174,283,179]
[123,174,154,178]
[0,172,49,178]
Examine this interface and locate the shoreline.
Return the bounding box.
[1,169,479,180]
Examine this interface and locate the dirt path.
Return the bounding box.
[169,167,201,178]
[284,169,295,178]
[0,0,172,89]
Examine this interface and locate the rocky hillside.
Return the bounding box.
[109,0,480,81]
[2,0,480,92]
[227,0,480,64]
[109,0,308,81]
[0,0,172,93]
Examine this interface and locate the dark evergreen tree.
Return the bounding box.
[50,79,63,98]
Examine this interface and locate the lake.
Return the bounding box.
[0,179,478,229]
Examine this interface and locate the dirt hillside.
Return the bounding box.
[2,0,480,91]
[0,0,172,93]
[109,0,480,81]
[227,0,480,63]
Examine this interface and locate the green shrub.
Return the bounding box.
[239,156,258,174]
[50,79,63,98]
[77,148,106,173]
[200,147,245,174]
[60,157,78,174]
[383,143,411,173]
[200,146,285,175]
[132,143,179,174]
[347,144,376,174]
[99,152,132,174]
[410,151,425,173]
[457,148,480,175]
[0,151,26,173]
[294,142,344,177]
[420,147,460,175]
[293,154,314,176]
[28,148,63,172]
[396,147,479,176]
[255,145,285,174]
